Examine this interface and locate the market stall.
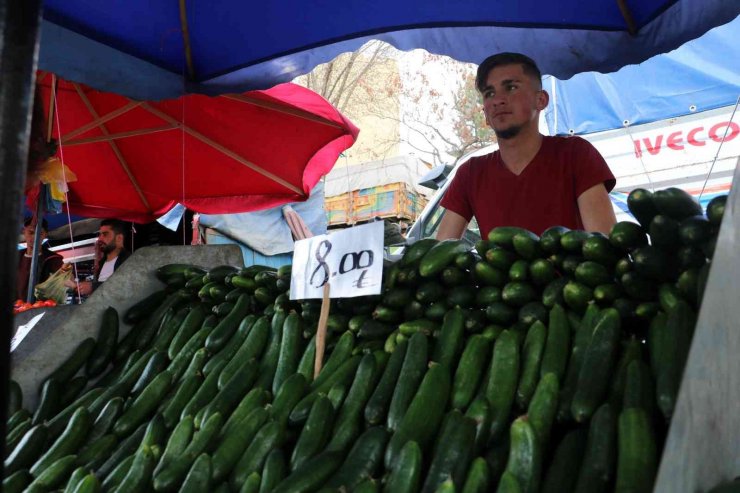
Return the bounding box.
[2,1,740,492]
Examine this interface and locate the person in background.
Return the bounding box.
[72,219,130,296]
[17,218,64,301]
[437,52,617,240]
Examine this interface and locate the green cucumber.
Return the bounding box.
[364,338,408,425]
[26,454,77,491]
[86,306,119,377]
[254,310,286,391]
[572,308,621,422]
[206,293,252,353]
[180,453,212,493]
[219,316,270,389]
[155,416,194,477]
[419,239,469,277]
[3,470,32,493]
[5,424,48,476]
[272,312,304,395]
[503,416,541,493]
[385,362,451,469]
[113,370,173,437]
[540,304,571,382]
[387,332,429,430]
[116,444,157,493]
[461,457,491,493]
[270,451,343,493]
[432,307,466,369]
[167,324,213,382]
[421,411,477,492]
[574,403,617,493]
[220,388,269,438]
[153,413,223,491]
[516,321,546,409]
[290,396,335,472]
[615,408,657,493]
[451,334,490,411]
[527,372,559,449]
[211,407,269,483]
[259,449,286,493]
[270,373,308,427]
[383,440,422,493]
[484,330,520,441]
[76,433,118,470]
[325,427,389,490]
[203,314,255,376]
[32,377,61,426]
[167,304,208,360]
[200,358,259,427]
[183,360,227,426]
[162,373,203,428]
[30,407,91,477]
[542,429,588,493]
[230,421,285,489]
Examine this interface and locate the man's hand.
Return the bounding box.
[578,184,617,234]
[436,210,469,240]
[77,281,92,296]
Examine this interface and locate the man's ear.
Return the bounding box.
[537,89,550,111]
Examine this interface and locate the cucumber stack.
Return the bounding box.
[4,189,726,493]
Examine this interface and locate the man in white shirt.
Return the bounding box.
[75,219,130,296]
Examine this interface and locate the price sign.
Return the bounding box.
[290,221,383,299]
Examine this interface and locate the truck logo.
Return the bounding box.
[633,120,739,158]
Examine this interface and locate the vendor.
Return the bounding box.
[17,218,64,301]
[71,219,130,296]
[437,52,617,239]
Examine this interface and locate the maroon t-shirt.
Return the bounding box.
[441,136,616,237]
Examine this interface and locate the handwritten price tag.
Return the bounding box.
[290,222,383,299]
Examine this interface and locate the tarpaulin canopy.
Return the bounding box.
[544,15,740,135]
[37,75,359,223]
[38,1,740,100]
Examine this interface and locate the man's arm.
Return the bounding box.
[578,183,617,234]
[436,210,469,240]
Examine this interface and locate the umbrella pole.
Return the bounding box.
[0,0,43,470]
[26,183,46,303]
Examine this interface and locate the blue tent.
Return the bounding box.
[39,0,739,100]
[544,15,740,135]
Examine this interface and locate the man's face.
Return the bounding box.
[22,224,44,245]
[480,64,547,140]
[98,226,119,253]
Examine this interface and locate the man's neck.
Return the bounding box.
[498,128,544,176]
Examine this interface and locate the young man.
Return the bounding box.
[437,53,617,240]
[17,218,64,301]
[74,219,130,296]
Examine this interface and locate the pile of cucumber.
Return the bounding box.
[4,186,726,493]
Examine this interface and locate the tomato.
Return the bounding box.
[43,300,57,307]
[32,301,45,308]
[13,299,24,308]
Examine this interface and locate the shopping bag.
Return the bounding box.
[34,265,73,304]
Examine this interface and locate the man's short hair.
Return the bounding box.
[476,52,543,93]
[100,219,126,236]
[23,217,48,232]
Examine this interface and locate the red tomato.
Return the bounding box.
[43,300,57,307]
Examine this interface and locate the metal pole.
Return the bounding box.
[26,184,46,303]
[0,0,44,470]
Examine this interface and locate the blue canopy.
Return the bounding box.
[544,15,740,135]
[39,0,740,100]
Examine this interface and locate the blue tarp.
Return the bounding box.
[39,0,740,100]
[544,15,740,135]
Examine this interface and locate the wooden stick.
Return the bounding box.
[46,74,57,141]
[314,283,331,378]
[178,0,196,80]
[64,125,177,146]
[223,93,344,129]
[73,84,152,213]
[60,100,142,143]
[138,102,305,196]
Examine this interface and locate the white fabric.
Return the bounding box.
[324,155,433,197]
[98,258,117,282]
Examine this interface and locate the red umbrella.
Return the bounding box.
[35,73,359,223]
